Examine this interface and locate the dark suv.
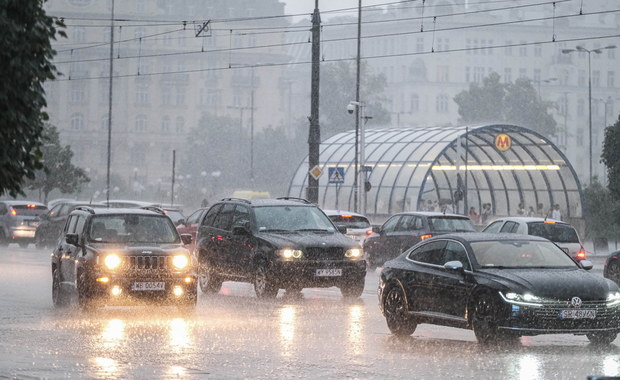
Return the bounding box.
[194,198,366,298]
[363,211,476,268]
[51,206,197,310]
[0,200,48,247]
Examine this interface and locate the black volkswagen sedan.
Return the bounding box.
[378,233,620,345]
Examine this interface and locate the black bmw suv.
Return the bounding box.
[51,206,197,310]
[194,198,366,298]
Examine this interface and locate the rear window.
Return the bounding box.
[428,217,475,232]
[10,205,48,216]
[527,222,580,243]
[328,215,370,229]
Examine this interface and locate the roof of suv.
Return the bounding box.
[0,200,46,206]
[218,198,314,207]
[72,206,166,216]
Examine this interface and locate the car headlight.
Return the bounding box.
[172,254,190,270]
[607,291,620,306]
[500,291,545,306]
[103,253,122,270]
[345,248,363,259]
[277,249,303,259]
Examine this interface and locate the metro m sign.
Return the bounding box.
[495,134,512,151]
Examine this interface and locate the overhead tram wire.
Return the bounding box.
[56,27,186,53]
[53,8,620,66]
[53,32,620,82]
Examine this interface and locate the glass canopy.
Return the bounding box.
[288,124,584,221]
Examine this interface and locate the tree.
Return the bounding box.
[24,125,90,204]
[454,72,557,137]
[583,178,620,240]
[602,114,620,201]
[318,61,390,138]
[0,0,64,198]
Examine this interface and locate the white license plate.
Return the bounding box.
[559,309,596,319]
[315,269,342,277]
[131,282,165,291]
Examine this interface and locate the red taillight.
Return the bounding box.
[544,220,556,224]
[340,215,352,218]
[576,246,586,260]
[10,209,17,216]
[27,204,36,208]
[366,230,373,236]
[420,234,432,240]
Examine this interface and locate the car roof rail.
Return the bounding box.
[219,198,252,204]
[276,197,312,204]
[140,206,166,215]
[73,206,96,214]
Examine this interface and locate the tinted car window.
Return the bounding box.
[428,217,475,232]
[396,215,418,232]
[471,240,576,268]
[444,241,471,271]
[203,204,222,227]
[328,215,370,229]
[500,221,519,233]
[48,204,63,217]
[408,240,447,265]
[231,205,250,229]
[527,222,579,243]
[381,215,401,233]
[186,209,204,224]
[213,203,235,231]
[254,205,336,232]
[66,215,79,234]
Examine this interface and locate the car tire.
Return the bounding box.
[383,285,417,336]
[606,259,620,285]
[253,262,278,299]
[77,272,99,311]
[198,264,223,294]
[472,293,502,344]
[52,268,68,308]
[586,331,618,346]
[340,278,365,298]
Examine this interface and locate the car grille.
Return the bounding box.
[305,247,345,260]
[128,255,170,270]
[527,300,617,321]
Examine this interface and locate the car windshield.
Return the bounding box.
[428,217,476,232]
[88,215,180,243]
[527,222,580,243]
[471,240,577,268]
[328,215,370,229]
[254,205,337,232]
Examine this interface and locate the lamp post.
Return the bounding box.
[562,44,616,184]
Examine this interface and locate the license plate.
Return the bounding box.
[559,309,596,319]
[131,282,165,291]
[315,269,342,277]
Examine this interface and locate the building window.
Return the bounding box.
[416,37,424,53]
[410,93,419,113]
[505,42,512,56]
[436,94,449,113]
[473,67,485,83]
[504,68,512,83]
[71,113,84,131]
[436,66,449,82]
[176,117,184,133]
[534,45,542,57]
[135,115,147,133]
[135,85,149,105]
[465,67,471,83]
[70,83,86,104]
[161,116,170,133]
[207,89,219,106]
[576,128,584,147]
[533,69,541,83]
[519,68,527,78]
[162,87,172,105]
[592,70,600,87]
[608,71,615,87]
[609,48,616,59]
[175,87,186,106]
[577,99,585,117]
[72,27,85,43]
[578,70,586,87]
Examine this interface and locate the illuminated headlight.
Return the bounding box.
[278,249,303,259]
[345,248,363,259]
[500,291,545,306]
[104,253,122,270]
[607,291,620,306]
[172,254,190,270]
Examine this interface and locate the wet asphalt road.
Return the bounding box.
[0,245,618,379]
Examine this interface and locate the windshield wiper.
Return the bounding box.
[260,228,292,233]
[296,228,331,232]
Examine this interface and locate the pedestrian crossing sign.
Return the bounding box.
[328,167,345,184]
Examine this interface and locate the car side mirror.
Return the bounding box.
[337,226,348,234]
[66,233,79,246]
[579,259,593,270]
[232,226,251,236]
[180,233,192,245]
[444,260,464,272]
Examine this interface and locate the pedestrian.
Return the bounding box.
[537,203,545,217]
[469,207,480,224]
[517,202,525,216]
[551,204,562,220]
[481,203,492,224]
[527,206,535,217]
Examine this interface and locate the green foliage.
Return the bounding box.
[0,0,65,198]
[583,179,620,239]
[454,72,557,137]
[602,114,620,200]
[319,61,390,138]
[23,125,90,203]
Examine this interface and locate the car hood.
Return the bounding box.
[478,268,613,300]
[256,231,359,249]
[87,242,188,255]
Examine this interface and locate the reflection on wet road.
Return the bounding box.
[0,246,618,379]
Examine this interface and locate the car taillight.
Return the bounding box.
[366,230,373,236]
[10,209,17,216]
[420,234,432,240]
[576,246,586,260]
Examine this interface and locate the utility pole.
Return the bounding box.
[105,0,115,206]
[307,0,321,204]
[353,0,362,213]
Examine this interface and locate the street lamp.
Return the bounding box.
[562,44,616,184]
[348,101,372,214]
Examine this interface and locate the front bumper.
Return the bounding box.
[498,302,620,336]
[270,259,366,288]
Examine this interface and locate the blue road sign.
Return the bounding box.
[328,167,345,184]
